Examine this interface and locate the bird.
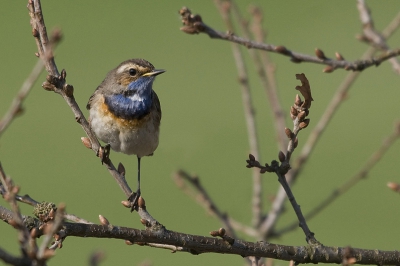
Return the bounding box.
[86,58,165,211]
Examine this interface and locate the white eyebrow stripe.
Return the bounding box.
[116,65,128,74]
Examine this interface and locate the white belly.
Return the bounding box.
[89,97,160,157]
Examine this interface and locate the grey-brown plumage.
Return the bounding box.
[87,59,165,210]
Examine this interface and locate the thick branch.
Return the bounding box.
[1,205,397,265]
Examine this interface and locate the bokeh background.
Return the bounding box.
[1,1,400,265]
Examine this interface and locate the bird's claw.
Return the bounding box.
[99,144,111,164]
[128,190,141,212]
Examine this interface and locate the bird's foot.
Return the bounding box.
[128,190,141,212]
[99,144,110,164]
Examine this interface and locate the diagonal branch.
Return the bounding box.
[179,7,400,72]
[26,0,164,230]
[0,59,44,138]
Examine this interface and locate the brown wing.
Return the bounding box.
[86,86,101,110]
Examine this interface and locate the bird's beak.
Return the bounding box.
[142,69,166,77]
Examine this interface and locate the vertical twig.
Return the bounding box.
[214,0,263,228]
[276,120,400,236]
[231,2,287,152]
[259,10,400,237]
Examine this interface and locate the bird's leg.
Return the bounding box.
[128,156,141,211]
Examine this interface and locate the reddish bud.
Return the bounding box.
[285,128,293,139]
[81,137,92,149]
[323,66,334,73]
[335,52,344,61]
[121,201,131,208]
[125,240,134,245]
[99,215,110,225]
[278,151,286,162]
[387,182,400,192]
[290,107,297,120]
[315,48,326,59]
[297,111,306,121]
[138,196,146,209]
[299,119,310,129]
[275,45,290,55]
[210,230,219,237]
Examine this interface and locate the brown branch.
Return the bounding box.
[0,164,32,257]
[230,2,287,152]
[1,205,398,265]
[276,120,400,236]
[0,59,44,138]
[249,5,287,152]
[356,0,400,74]
[179,7,400,72]
[214,0,263,228]
[27,0,133,199]
[173,170,238,237]
[258,10,400,238]
[30,221,400,264]
[247,75,316,244]
[0,247,31,266]
[26,0,168,236]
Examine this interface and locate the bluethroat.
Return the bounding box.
[87,58,165,210]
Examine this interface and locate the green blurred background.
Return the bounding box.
[1,1,400,265]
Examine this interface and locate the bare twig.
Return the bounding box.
[247,74,316,244]
[0,59,44,137]
[357,0,400,74]
[26,1,168,237]
[214,0,263,228]
[0,163,32,256]
[231,2,287,152]
[174,170,237,237]
[0,247,31,266]
[249,6,287,151]
[179,7,400,72]
[259,10,400,238]
[28,0,133,199]
[276,120,400,236]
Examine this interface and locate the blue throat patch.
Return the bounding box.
[105,77,154,120]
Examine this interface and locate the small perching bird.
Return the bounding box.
[87,59,165,210]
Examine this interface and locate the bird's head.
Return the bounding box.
[101,59,165,120]
[113,59,165,96]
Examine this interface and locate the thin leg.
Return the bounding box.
[137,156,141,194]
[128,156,141,212]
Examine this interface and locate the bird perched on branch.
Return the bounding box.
[87,59,165,211]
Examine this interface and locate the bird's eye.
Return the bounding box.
[129,68,137,76]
